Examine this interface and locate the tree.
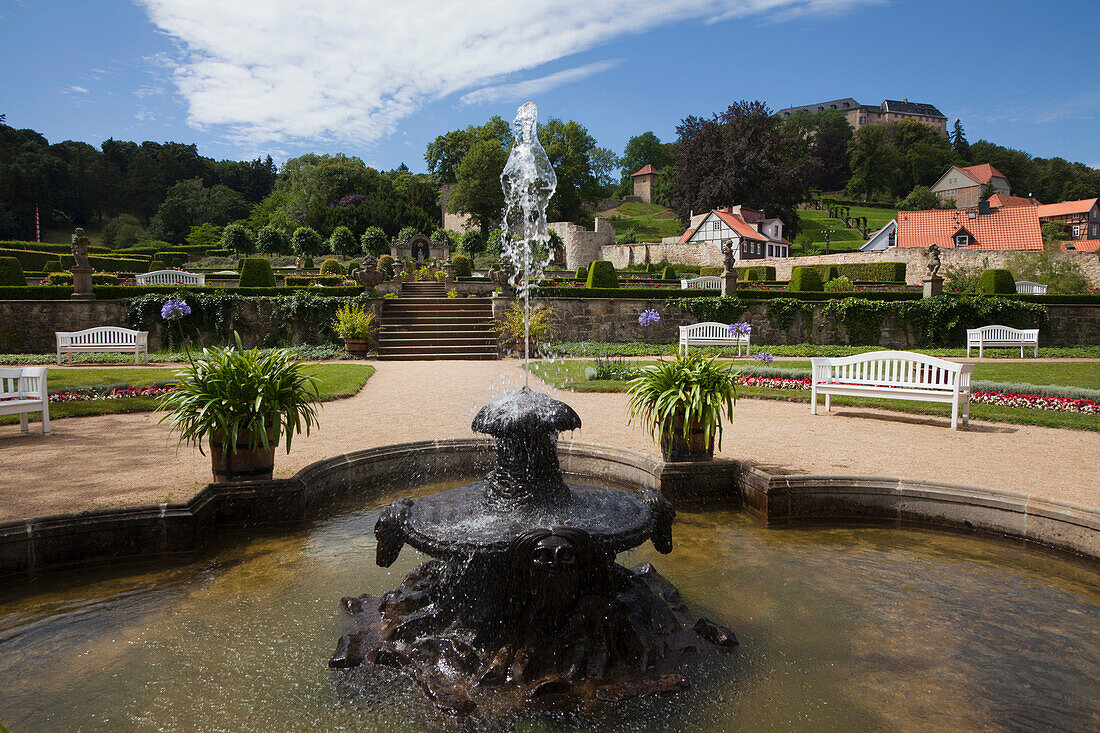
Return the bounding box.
[424,116,511,183]
[780,109,852,192]
[898,186,943,211]
[220,223,255,256]
[449,139,508,239]
[186,223,223,247]
[538,118,617,223]
[1041,221,1068,243]
[360,226,389,255]
[291,226,324,258]
[845,124,903,201]
[255,225,286,255]
[671,100,813,234]
[147,178,250,244]
[618,131,672,194]
[102,214,145,247]
[951,119,970,159]
[979,180,998,201]
[458,229,485,256]
[329,225,358,256]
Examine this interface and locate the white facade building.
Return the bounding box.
[679,206,791,260]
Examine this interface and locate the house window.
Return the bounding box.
[712,221,720,231]
[888,231,896,247]
[1092,224,1097,237]
[955,234,969,247]
[1072,225,1081,237]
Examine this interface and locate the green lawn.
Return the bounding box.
[745,360,1100,391]
[1,364,374,425]
[528,359,1100,432]
[602,202,684,242]
[549,341,1100,361]
[795,205,898,253]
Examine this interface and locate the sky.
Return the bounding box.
[2,0,1098,173]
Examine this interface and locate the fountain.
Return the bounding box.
[329,103,737,715]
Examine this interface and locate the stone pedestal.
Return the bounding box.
[721,272,738,297]
[70,266,95,300]
[923,276,943,298]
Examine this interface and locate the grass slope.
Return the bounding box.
[1,364,375,425]
[529,360,1099,432]
[795,206,898,253]
[602,202,684,242]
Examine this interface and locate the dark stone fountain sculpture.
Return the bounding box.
[330,387,737,716]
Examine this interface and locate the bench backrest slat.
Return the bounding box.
[812,350,969,390]
[680,322,747,340]
[681,276,722,289]
[57,327,142,347]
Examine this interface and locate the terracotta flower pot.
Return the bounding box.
[514,340,539,357]
[210,429,277,482]
[659,415,715,462]
[343,338,371,356]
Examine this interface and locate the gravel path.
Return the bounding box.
[0,359,1096,521]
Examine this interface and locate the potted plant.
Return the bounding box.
[626,353,737,461]
[331,301,379,355]
[156,335,321,482]
[493,300,555,356]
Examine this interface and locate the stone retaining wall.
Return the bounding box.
[1,440,1094,579]
[596,244,1100,288]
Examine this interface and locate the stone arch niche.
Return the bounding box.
[391,233,449,263]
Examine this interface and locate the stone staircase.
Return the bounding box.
[377,282,499,360]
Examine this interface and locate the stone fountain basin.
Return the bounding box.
[400,480,655,559]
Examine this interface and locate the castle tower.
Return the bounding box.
[630,165,659,204]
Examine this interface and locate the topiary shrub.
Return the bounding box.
[661,265,677,281]
[378,254,395,279]
[978,268,1016,294]
[743,269,761,281]
[238,257,276,287]
[0,256,25,285]
[149,260,166,271]
[452,254,473,277]
[585,260,619,289]
[788,266,824,292]
[576,265,588,281]
[320,258,346,276]
[329,226,358,257]
[43,260,63,273]
[699,266,722,277]
[825,265,840,282]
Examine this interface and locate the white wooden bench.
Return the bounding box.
[56,327,149,364]
[966,325,1039,358]
[1015,280,1047,295]
[0,367,50,435]
[680,276,722,290]
[810,351,973,429]
[678,322,751,356]
[135,269,205,286]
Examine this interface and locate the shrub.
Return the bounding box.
[733,266,775,281]
[585,260,619,289]
[452,254,473,277]
[330,302,379,339]
[329,226,358,257]
[45,272,119,285]
[789,267,824,292]
[494,301,556,343]
[823,275,855,292]
[360,226,389,256]
[186,223,223,248]
[661,265,677,281]
[378,254,395,279]
[256,226,286,255]
[43,260,63,273]
[824,265,840,282]
[700,266,723,277]
[291,226,324,258]
[149,260,167,271]
[1007,252,1089,294]
[978,269,1016,294]
[285,275,345,286]
[460,230,485,256]
[220,223,254,256]
[431,229,454,248]
[397,226,419,244]
[0,256,25,285]
[576,266,588,281]
[102,214,145,248]
[320,258,346,276]
[239,257,276,287]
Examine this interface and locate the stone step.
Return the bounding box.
[377,344,500,356]
[378,336,498,347]
[377,352,498,361]
[381,321,493,331]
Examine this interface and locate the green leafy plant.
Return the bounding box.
[156,334,320,455]
[0,256,26,285]
[626,353,737,451]
[320,258,346,276]
[447,288,459,298]
[493,300,556,343]
[330,302,379,339]
[823,275,855,292]
[452,254,473,277]
[238,257,276,287]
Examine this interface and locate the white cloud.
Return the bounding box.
[68,85,89,93]
[136,0,878,148]
[460,59,621,106]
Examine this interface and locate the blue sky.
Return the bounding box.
[2,0,1097,173]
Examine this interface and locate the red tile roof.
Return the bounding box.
[957,163,1007,184]
[630,164,660,177]
[896,206,1042,251]
[988,194,1040,208]
[714,211,768,241]
[1061,239,1100,253]
[677,227,696,244]
[1036,198,1099,219]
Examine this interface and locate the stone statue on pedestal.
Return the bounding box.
[70,228,95,300]
[927,243,941,279]
[71,228,91,269]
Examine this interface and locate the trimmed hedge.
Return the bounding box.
[0,240,109,254]
[661,266,677,281]
[699,266,723,277]
[0,257,25,286]
[205,249,232,258]
[537,287,718,299]
[789,267,824,292]
[149,260,167,271]
[452,254,473,277]
[43,260,63,273]
[320,258,345,276]
[585,260,619,288]
[734,265,776,281]
[0,247,149,273]
[45,272,119,285]
[285,275,344,286]
[0,285,364,300]
[978,268,1016,294]
[239,258,276,287]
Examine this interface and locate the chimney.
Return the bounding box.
[978,200,991,216]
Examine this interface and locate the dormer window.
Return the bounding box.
[955,234,970,247]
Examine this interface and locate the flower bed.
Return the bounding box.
[46,385,182,403]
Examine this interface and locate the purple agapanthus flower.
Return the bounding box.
[728,321,751,336]
[638,309,661,327]
[754,352,774,365]
[160,297,191,321]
